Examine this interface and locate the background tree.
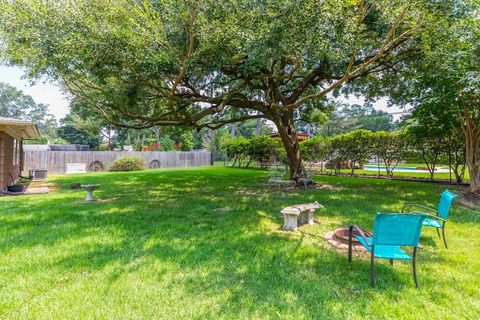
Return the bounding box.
[368,2,480,192]
[57,115,102,149]
[341,103,395,132]
[235,119,273,139]
[445,130,466,184]
[401,100,464,181]
[0,82,59,142]
[66,98,128,150]
[318,107,361,137]
[317,102,394,137]
[0,0,445,181]
[404,129,444,180]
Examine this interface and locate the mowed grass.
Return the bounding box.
[0,166,479,319]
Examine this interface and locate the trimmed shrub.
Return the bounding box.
[224,137,250,167]
[372,131,407,177]
[300,136,331,170]
[109,156,145,172]
[246,135,279,169]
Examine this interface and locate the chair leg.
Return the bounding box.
[436,227,441,238]
[442,226,448,249]
[370,246,375,288]
[389,259,393,266]
[348,226,353,262]
[413,247,419,288]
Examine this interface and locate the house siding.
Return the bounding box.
[0,132,21,190]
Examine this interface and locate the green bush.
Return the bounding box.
[160,136,175,151]
[246,135,279,169]
[372,131,407,177]
[300,136,331,168]
[223,137,250,167]
[109,156,145,172]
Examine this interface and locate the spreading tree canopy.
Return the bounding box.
[0,0,451,180]
[381,1,480,192]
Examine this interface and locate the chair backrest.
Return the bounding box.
[372,213,425,247]
[437,189,458,220]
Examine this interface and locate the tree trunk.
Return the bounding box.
[256,118,261,136]
[151,126,161,146]
[107,127,112,150]
[273,113,303,182]
[209,128,216,165]
[464,121,480,193]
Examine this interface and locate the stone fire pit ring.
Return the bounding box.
[324,227,372,252]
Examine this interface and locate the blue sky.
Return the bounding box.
[0,64,405,121]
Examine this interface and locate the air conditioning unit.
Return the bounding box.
[29,169,48,181]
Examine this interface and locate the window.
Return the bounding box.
[13,139,20,165]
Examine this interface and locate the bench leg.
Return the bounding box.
[283,214,299,230]
[308,209,315,224]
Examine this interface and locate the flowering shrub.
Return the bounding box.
[143,143,161,151]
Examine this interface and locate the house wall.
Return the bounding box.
[0,131,21,190]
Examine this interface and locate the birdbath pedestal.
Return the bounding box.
[81,184,100,202]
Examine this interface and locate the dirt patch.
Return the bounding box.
[234,188,266,196]
[457,192,480,210]
[214,207,231,212]
[265,182,343,192]
[310,183,344,191]
[324,230,369,252]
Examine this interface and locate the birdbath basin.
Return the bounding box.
[81,184,100,202]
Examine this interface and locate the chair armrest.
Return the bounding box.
[349,225,372,247]
[408,211,447,222]
[401,203,437,214]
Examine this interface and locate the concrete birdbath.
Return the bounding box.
[81,184,100,202]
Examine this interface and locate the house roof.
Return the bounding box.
[0,117,41,140]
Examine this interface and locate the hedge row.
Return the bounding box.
[222,129,465,182]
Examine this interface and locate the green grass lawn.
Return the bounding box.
[1,167,479,319]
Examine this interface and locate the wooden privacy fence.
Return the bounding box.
[23,150,212,175]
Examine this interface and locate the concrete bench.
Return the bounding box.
[281,202,323,230]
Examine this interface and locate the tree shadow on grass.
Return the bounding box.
[0,168,476,318]
[49,227,441,319]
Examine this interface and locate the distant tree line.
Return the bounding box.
[221,128,466,184]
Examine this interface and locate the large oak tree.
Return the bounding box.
[0,0,447,180]
[381,1,480,193]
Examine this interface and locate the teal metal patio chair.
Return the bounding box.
[348,213,426,288]
[401,189,458,249]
